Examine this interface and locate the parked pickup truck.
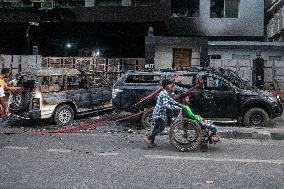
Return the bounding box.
[10,68,113,126]
[112,67,283,127]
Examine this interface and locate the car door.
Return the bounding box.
[201,74,240,119]
[66,75,92,109]
[120,74,163,110]
[90,85,112,107]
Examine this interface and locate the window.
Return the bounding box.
[172,0,199,17]
[67,75,88,90]
[41,76,64,92]
[205,76,230,91]
[232,54,250,60]
[210,0,238,18]
[125,75,161,84]
[175,75,195,88]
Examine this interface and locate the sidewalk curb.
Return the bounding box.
[218,128,284,140]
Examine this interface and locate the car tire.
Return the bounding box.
[243,108,269,127]
[141,110,155,128]
[53,104,74,126]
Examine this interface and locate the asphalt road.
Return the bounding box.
[0,129,283,189]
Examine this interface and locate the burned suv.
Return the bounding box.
[11,68,112,126]
[113,67,283,127]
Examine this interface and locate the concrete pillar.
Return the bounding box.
[122,0,131,6]
[85,0,95,7]
[200,37,209,67]
[145,36,155,68]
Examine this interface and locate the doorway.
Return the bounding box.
[173,48,192,68]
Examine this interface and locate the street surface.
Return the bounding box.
[0,122,284,189]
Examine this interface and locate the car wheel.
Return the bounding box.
[54,104,74,126]
[243,108,269,127]
[141,110,155,128]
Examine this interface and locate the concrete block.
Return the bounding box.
[275,67,284,76]
[191,59,200,67]
[0,55,4,68]
[226,59,238,67]
[3,55,12,68]
[264,61,273,68]
[20,55,41,71]
[210,59,222,68]
[11,55,20,68]
[238,60,252,67]
[85,0,95,7]
[11,69,19,78]
[264,68,273,82]
[275,76,284,82]
[275,61,284,68]
[240,67,252,82]
[192,51,200,59]
[122,0,131,6]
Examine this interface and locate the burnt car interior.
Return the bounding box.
[125,75,161,84]
[174,75,196,88]
[38,71,111,92]
[41,76,64,92]
[203,75,231,91]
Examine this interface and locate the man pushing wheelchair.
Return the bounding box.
[144,79,220,151]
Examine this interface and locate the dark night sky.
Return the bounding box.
[0,22,166,57]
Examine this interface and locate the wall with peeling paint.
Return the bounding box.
[199,0,264,36]
[0,55,41,78]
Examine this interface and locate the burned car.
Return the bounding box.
[112,67,283,127]
[11,68,112,126]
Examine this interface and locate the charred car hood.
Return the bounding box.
[240,89,278,102]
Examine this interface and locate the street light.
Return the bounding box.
[96,50,100,57]
[66,43,72,49]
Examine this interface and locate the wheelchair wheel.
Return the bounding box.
[169,118,202,152]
